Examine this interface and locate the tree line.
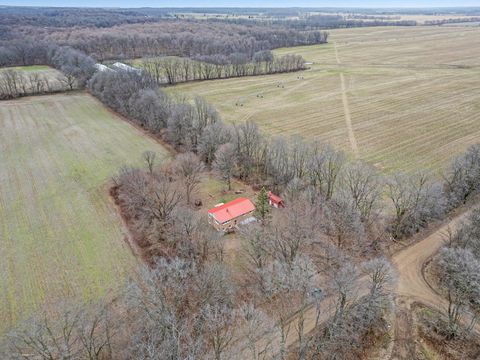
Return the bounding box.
[0,40,308,95]
[0,69,65,99]
[425,17,480,25]
[0,44,96,99]
[141,52,306,85]
[216,14,417,30]
[1,19,328,65]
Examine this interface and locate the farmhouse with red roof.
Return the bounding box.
[268,191,285,208]
[208,198,256,232]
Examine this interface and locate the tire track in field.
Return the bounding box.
[335,42,359,157]
[334,41,341,65]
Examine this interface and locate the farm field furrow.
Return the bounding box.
[0,92,170,333]
[172,26,480,173]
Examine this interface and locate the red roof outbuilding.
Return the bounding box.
[268,191,285,208]
[208,198,256,224]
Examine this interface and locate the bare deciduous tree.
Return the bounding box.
[241,224,270,271]
[386,172,445,239]
[237,303,275,360]
[268,198,316,264]
[322,193,364,249]
[198,122,232,165]
[233,121,264,180]
[173,152,205,205]
[339,160,382,223]
[257,255,317,360]
[202,304,237,360]
[213,143,237,190]
[436,247,480,338]
[308,142,345,201]
[444,144,480,208]
[143,150,156,174]
[7,301,115,360]
[315,258,396,360]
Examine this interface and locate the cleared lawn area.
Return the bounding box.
[198,174,256,210]
[0,92,170,333]
[172,26,480,173]
[196,174,257,274]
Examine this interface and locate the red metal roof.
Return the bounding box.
[268,191,283,204]
[208,198,255,224]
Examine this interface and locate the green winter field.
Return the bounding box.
[0,92,170,333]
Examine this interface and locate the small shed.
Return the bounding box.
[268,191,285,208]
[208,198,256,232]
[94,63,113,72]
[112,62,142,73]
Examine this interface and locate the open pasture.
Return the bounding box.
[0,93,169,333]
[172,26,480,173]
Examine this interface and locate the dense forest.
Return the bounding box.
[0,7,171,28]
[0,21,328,63]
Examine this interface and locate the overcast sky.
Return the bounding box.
[1,1,479,8]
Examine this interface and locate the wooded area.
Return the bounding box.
[0,45,95,98]
[140,53,307,85]
[0,17,328,65]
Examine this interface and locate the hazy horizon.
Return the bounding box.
[1,1,479,9]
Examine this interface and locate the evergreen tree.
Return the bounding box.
[255,187,270,223]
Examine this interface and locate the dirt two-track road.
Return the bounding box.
[249,206,475,360]
[389,205,480,359]
[393,214,465,313]
[389,210,470,359]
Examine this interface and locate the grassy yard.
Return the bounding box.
[0,92,170,333]
[196,174,257,273]
[198,174,256,210]
[172,26,480,174]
